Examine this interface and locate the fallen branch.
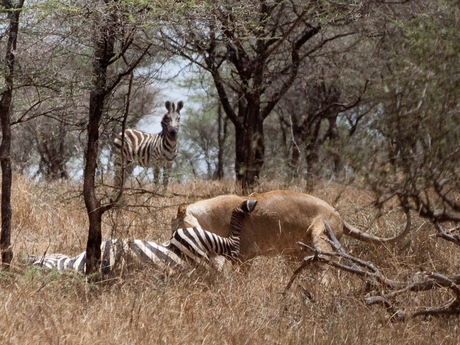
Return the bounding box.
[412,273,460,318]
[287,238,404,290]
[365,296,406,321]
[435,222,460,246]
[285,255,318,290]
[288,220,460,319]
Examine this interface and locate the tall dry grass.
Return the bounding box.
[1,176,459,344]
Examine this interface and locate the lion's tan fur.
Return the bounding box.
[172,190,412,264]
[172,190,343,261]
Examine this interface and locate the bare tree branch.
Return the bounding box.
[288,221,460,320]
[435,222,460,246]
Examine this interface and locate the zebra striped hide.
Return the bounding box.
[29,236,227,275]
[29,200,257,275]
[113,100,184,188]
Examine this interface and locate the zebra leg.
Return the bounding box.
[153,165,161,188]
[162,161,173,189]
[114,161,135,189]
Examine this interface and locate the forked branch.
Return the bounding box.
[286,221,405,290]
[434,222,460,246]
[287,220,460,319]
[411,273,460,318]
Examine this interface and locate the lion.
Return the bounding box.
[171,190,411,282]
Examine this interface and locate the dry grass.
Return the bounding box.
[1,176,460,344]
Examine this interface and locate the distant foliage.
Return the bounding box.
[350,1,460,222]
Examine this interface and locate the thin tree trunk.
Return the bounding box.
[84,88,105,274]
[234,100,265,192]
[84,14,116,275]
[0,0,24,268]
[213,103,226,180]
[304,117,322,192]
[82,4,152,274]
[289,131,302,180]
[326,116,343,173]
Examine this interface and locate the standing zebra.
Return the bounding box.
[30,200,257,274]
[113,100,184,188]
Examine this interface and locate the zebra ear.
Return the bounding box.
[165,101,172,112]
[177,101,184,112]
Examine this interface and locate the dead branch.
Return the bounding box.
[434,222,460,246]
[288,221,460,319]
[295,238,405,289]
[412,297,460,318]
[323,220,360,271]
[285,239,403,291]
[365,296,406,321]
[285,255,318,290]
[411,273,460,318]
[297,283,315,301]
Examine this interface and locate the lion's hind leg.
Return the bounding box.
[309,216,337,285]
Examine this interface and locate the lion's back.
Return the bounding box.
[183,190,343,259]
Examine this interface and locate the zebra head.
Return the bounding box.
[162,101,183,136]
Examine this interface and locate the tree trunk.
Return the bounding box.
[304,116,322,192]
[326,116,343,173]
[83,90,105,274]
[82,5,152,274]
[234,101,264,191]
[213,103,226,180]
[84,14,116,275]
[37,126,69,181]
[0,110,13,268]
[289,124,303,180]
[0,0,24,268]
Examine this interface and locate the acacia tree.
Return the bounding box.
[161,0,365,190]
[1,2,96,179]
[0,0,24,268]
[82,0,156,274]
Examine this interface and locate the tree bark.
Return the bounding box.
[233,100,265,191]
[173,6,317,191]
[0,0,24,268]
[82,7,151,274]
[84,13,116,275]
[213,103,227,180]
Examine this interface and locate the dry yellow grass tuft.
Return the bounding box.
[1,176,459,344]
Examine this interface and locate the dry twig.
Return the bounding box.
[288,220,460,319]
[434,222,460,246]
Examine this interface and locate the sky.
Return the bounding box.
[136,60,198,134]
